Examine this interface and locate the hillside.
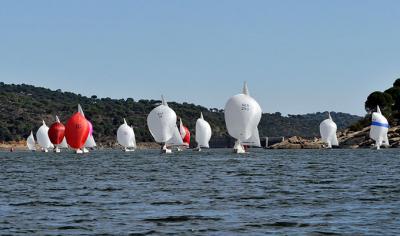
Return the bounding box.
[0,82,361,146]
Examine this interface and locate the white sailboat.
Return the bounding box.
[319,112,339,148]
[147,96,181,153]
[224,82,262,153]
[26,131,36,151]
[370,105,389,150]
[36,120,54,152]
[194,112,212,151]
[117,118,136,152]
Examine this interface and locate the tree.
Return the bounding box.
[384,87,400,112]
[393,78,400,87]
[365,91,393,113]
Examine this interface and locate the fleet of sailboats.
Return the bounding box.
[22,83,393,153]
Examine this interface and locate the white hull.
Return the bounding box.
[124,148,135,152]
[233,141,246,154]
[75,149,83,154]
[54,147,61,153]
[161,148,172,154]
[233,148,246,154]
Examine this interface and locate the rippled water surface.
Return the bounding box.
[1,149,400,235]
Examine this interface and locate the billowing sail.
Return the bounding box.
[195,112,212,148]
[319,113,338,148]
[147,96,178,143]
[117,118,135,148]
[370,105,389,149]
[179,119,190,146]
[224,82,262,147]
[48,116,66,146]
[27,131,36,151]
[36,120,54,150]
[166,126,184,146]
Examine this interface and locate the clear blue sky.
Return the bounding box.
[1,0,399,115]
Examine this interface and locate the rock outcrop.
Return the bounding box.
[269,136,322,149]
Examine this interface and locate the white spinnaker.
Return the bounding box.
[224,82,262,144]
[195,113,212,148]
[166,126,184,146]
[320,113,338,147]
[36,121,54,149]
[370,105,389,147]
[147,96,177,143]
[27,131,36,151]
[117,119,135,148]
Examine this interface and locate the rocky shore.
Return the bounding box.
[268,125,400,149]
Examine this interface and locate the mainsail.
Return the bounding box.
[27,131,36,151]
[36,120,54,150]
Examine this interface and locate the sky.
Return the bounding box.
[0,0,399,115]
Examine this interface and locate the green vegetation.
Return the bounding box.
[0,82,361,145]
[350,78,400,131]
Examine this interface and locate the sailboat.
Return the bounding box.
[147,96,183,153]
[48,116,66,153]
[179,118,190,150]
[36,120,54,152]
[78,105,96,153]
[194,112,212,151]
[117,118,136,152]
[319,112,338,148]
[370,105,389,150]
[224,82,262,153]
[26,131,36,151]
[65,104,90,154]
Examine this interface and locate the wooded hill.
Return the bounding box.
[0,82,361,146]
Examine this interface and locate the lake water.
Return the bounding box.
[0,149,399,235]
